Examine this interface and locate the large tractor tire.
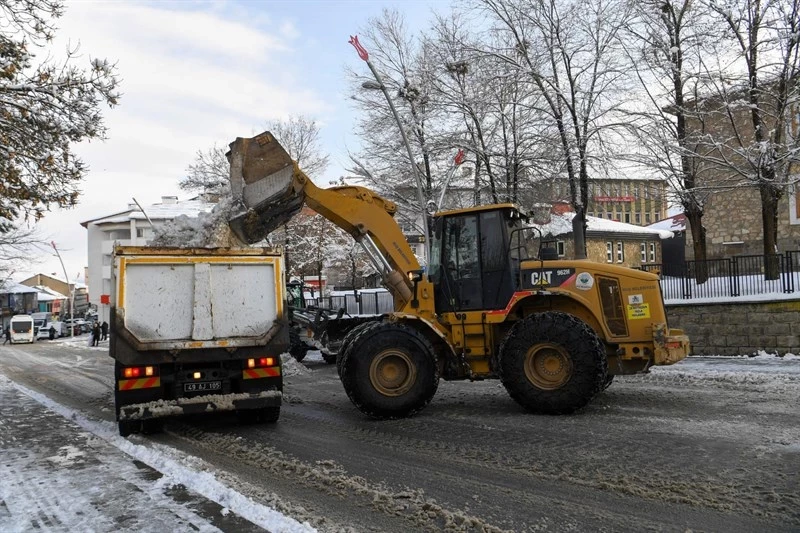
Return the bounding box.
[339,322,439,419]
[499,311,607,415]
[336,321,382,377]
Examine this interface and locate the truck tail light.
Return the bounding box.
[123,366,155,378]
[247,357,276,368]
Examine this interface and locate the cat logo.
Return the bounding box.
[531,270,553,286]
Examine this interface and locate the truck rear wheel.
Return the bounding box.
[499,312,607,414]
[118,420,140,437]
[340,322,439,419]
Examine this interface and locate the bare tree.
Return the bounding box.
[622,0,715,278]
[0,0,120,234]
[699,0,800,276]
[428,11,552,206]
[475,0,631,258]
[346,9,445,231]
[179,146,230,196]
[0,224,47,279]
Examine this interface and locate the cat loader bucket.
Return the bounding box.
[227,131,306,244]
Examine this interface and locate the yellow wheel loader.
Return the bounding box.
[227,131,690,419]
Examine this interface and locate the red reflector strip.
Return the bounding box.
[243,367,281,380]
[119,377,161,391]
[665,342,682,349]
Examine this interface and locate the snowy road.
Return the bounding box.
[0,338,798,532]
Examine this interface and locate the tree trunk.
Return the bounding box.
[572,208,587,260]
[684,207,708,284]
[760,184,781,280]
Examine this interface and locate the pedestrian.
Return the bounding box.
[3,326,9,345]
[92,322,100,347]
[101,321,108,341]
[48,325,56,340]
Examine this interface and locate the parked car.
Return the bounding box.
[64,319,86,336]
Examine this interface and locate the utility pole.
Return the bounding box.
[51,241,74,338]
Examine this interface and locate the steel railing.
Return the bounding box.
[641,251,800,301]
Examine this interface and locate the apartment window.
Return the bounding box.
[136,228,145,238]
[649,242,656,263]
[640,242,647,262]
[623,182,629,196]
[616,241,624,263]
[615,213,621,222]
[606,211,613,219]
[606,242,613,262]
[588,212,594,218]
[645,212,651,224]
[635,213,641,224]
[645,186,650,199]
[556,241,565,257]
[624,213,631,223]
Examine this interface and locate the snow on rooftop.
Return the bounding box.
[34,286,68,300]
[533,212,674,239]
[0,281,38,294]
[647,213,686,232]
[82,198,215,226]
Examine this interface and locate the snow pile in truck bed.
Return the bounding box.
[150,196,248,248]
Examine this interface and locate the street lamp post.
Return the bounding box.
[51,241,74,338]
[349,35,431,263]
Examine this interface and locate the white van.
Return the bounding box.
[9,315,35,344]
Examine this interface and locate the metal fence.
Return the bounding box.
[641,250,800,301]
[305,290,394,315]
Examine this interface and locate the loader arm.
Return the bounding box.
[227,131,418,310]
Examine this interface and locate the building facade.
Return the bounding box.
[680,84,800,259]
[0,282,38,329]
[19,273,89,318]
[80,196,214,322]
[533,212,672,269]
[548,177,670,226]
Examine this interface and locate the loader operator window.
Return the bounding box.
[432,209,518,313]
[441,214,483,311]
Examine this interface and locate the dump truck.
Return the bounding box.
[110,246,286,436]
[226,131,690,419]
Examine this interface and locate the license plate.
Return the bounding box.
[184,381,222,393]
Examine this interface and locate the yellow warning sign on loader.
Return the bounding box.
[627,303,651,319]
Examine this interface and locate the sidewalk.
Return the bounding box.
[0,377,260,532]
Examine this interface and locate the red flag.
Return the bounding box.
[454,149,465,166]
[348,35,369,61]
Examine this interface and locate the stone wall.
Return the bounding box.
[666,299,800,356]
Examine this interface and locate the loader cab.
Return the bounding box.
[429,204,529,314]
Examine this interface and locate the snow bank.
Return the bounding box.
[6,377,315,533]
